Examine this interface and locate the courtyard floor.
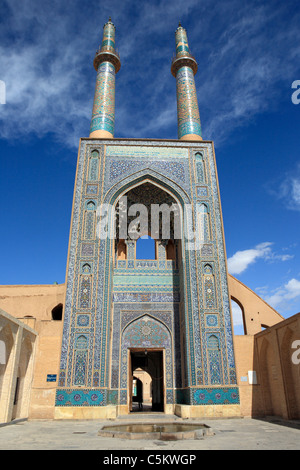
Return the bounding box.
[0,414,299,451]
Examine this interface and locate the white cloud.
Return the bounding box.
[227,242,273,275]
[1,0,300,147]
[0,4,95,147]
[227,242,293,275]
[265,278,300,312]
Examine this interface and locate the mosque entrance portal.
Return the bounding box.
[129,349,164,413]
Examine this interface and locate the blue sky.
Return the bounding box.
[0,0,300,326]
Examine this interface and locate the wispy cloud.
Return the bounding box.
[0,0,97,147]
[197,3,300,145]
[227,242,293,275]
[266,162,300,211]
[0,0,199,145]
[0,0,300,147]
[265,278,300,313]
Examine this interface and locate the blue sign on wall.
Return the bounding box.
[47,374,57,382]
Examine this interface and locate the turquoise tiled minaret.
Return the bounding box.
[90,18,121,138]
[171,23,202,141]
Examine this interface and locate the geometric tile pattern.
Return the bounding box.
[90,62,116,135]
[176,66,202,139]
[56,138,238,407]
[173,25,202,139]
[90,19,118,136]
[55,389,106,406]
[119,315,173,404]
[192,387,240,405]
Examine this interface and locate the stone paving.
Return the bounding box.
[0,415,299,451]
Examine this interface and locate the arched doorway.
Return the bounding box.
[100,173,198,413]
[12,334,34,420]
[132,368,152,410]
[132,375,144,410]
[121,315,173,413]
[130,350,164,412]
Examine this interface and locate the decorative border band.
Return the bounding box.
[176,387,240,405]
[55,387,239,407]
[55,389,106,406]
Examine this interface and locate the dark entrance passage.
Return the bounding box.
[129,349,164,412]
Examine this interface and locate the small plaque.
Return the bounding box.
[47,374,57,382]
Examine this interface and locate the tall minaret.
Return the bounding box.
[89,18,121,139]
[171,23,202,141]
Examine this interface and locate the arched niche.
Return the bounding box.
[114,181,181,243]
[120,314,173,411]
[52,304,63,321]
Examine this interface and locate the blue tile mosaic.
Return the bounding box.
[56,139,239,408]
[55,389,106,406]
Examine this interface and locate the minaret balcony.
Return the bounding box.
[171,52,198,76]
[93,46,121,72]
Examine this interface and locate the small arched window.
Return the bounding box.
[89,150,99,181]
[52,304,63,321]
[198,204,211,241]
[195,151,206,183]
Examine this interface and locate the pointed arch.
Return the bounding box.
[122,312,172,339]
[88,149,100,181]
[104,173,190,268]
[120,314,174,402]
[230,297,246,335]
[207,333,223,385]
[51,303,63,321]
[82,263,92,274]
[208,334,219,349]
[104,168,191,208]
[99,169,197,392]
